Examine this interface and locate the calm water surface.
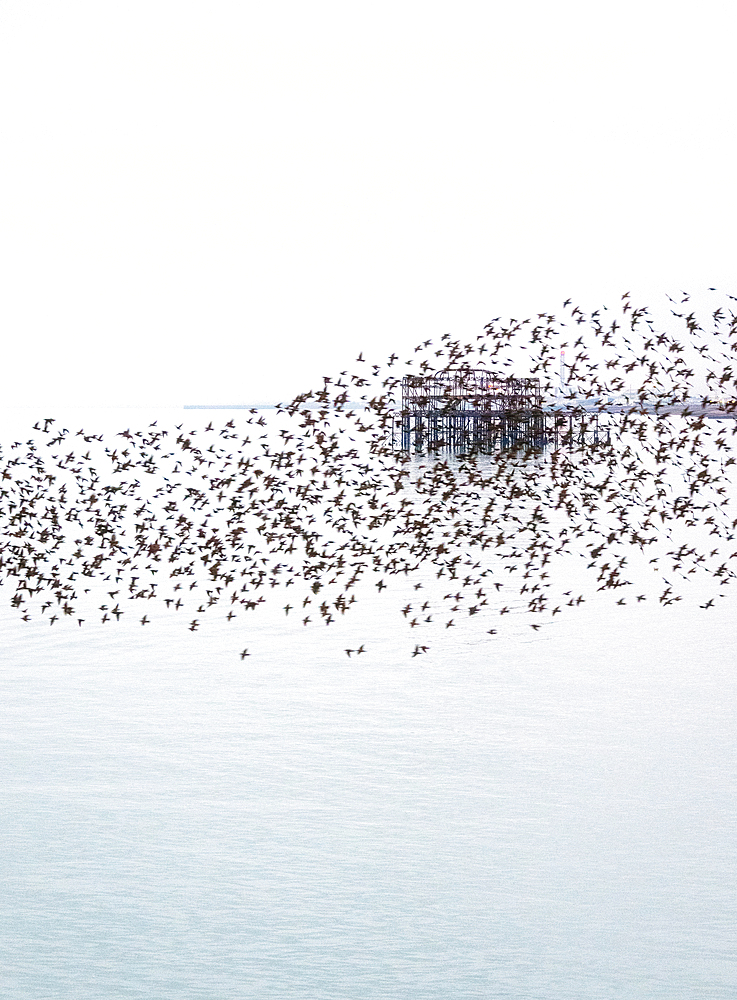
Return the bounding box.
[0,408,735,998]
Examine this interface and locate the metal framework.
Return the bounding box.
[398,369,545,452]
[396,368,604,452]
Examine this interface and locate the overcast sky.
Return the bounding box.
[0,0,734,407]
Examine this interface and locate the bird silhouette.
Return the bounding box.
[0,290,733,659]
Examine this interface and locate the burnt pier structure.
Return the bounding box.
[396,368,603,452]
[398,369,547,452]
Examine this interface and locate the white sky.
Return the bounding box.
[0,0,735,407]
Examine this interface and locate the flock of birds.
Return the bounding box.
[1,291,735,658]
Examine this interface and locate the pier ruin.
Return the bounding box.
[395,368,603,452]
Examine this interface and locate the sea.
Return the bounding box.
[0,407,735,999]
